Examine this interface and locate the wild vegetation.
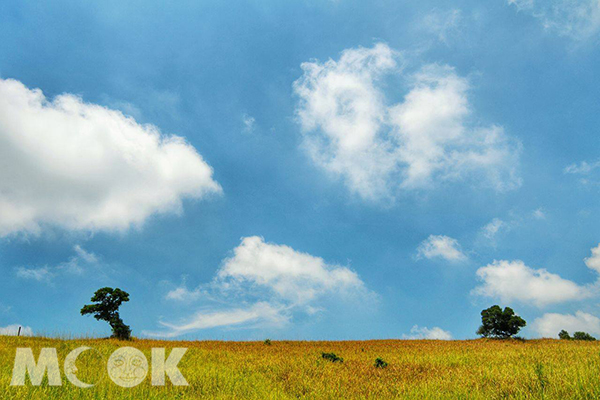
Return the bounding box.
[1,336,600,399]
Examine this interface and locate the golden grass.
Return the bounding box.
[1,336,599,399]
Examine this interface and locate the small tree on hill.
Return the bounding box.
[477,305,526,339]
[558,330,571,340]
[573,331,596,341]
[81,287,131,340]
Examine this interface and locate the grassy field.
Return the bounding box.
[1,336,599,399]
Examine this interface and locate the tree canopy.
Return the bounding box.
[81,287,131,340]
[477,305,526,339]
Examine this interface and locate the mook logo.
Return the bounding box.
[10,347,188,388]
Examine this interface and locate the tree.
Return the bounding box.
[573,331,596,341]
[81,287,131,340]
[476,305,526,339]
[558,330,571,340]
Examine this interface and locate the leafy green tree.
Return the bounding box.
[476,305,526,339]
[81,287,131,340]
[573,331,596,341]
[558,330,571,340]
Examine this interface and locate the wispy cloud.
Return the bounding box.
[419,9,464,44]
[506,0,600,40]
[565,160,600,175]
[146,303,289,338]
[481,218,509,241]
[242,113,256,133]
[15,245,100,283]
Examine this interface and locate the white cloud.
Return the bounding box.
[473,259,593,307]
[0,78,221,236]
[15,245,99,282]
[507,0,534,10]
[152,236,376,337]
[242,114,256,133]
[532,311,600,338]
[16,266,53,282]
[404,325,453,340]
[146,302,289,338]
[507,0,600,40]
[584,243,600,273]
[420,9,464,44]
[217,236,369,305]
[481,218,508,241]
[293,43,521,201]
[532,208,546,220]
[73,245,98,264]
[0,325,33,336]
[416,235,467,262]
[565,160,600,174]
[165,286,203,302]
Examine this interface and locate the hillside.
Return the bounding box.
[1,336,599,399]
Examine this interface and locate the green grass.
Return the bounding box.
[1,336,599,399]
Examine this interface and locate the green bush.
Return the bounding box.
[374,357,388,368]
[321,352,343,363]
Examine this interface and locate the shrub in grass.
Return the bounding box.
[321,352,343,363]
[374,357,388,368]
[264,339,272,345]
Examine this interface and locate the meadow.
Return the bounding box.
[1,336,599,399]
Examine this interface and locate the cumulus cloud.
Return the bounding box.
[507,0,600,40]
[15,245,100,283]
[584,243,600,273]
[149,236,376,337]
[416,235,467,262]
[0,325,33,336]
[473,259,596,307]
[404,325,453,340]
[293,43,521,201]
[532,311,600,338]
[217,236,369,304]
[0,78,221,236]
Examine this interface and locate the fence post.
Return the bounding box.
[17,326,21,337]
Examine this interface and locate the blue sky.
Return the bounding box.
[1,0,600,340]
